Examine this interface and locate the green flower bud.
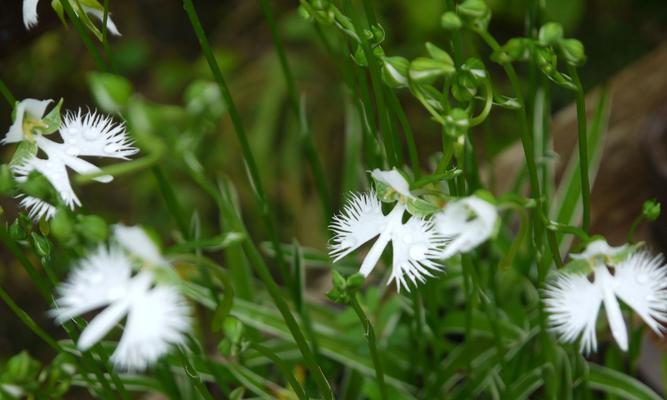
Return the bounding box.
[31,232,52,259]
[425,42,454,65]
[382,57,410,88]
[76,215,108,243]
[352,45,367,66]
[50,209,75,242]
[538,22,564,45]
[9,219,27,241]
[491,38,532,64]
[5,351,40,383]
[346,273,366,291]
[559,38,586,66]
[223,317,244,343]
[440,12,462,30]
[457,0,488,18]
[444,108,470,138]
[409,57,455,84]
[642,199,661,221]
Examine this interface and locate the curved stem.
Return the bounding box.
[350,295,388,400]
[568,65,591,232]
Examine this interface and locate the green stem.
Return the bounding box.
[568,65,591,232]
[60,0,109,71]
[257,0,332,222]
[182,0,291,287]
[251,343,308,400]
[0,283,61,351]
[350,295,388,400]
[0,79,16,106]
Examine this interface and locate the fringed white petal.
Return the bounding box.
[435,196,497,259]
[13,155,80,209]
[17,195,56,221]
[2,98,52,144]
[370,168,412,198]
[544,273,602,353]
[329,191,389,261]
[111,286,190,370]
[60,110,137,159]
[389,217,446,292]
[613,251,667,334]
[50,245,133,324]
[82,6,121,36]
[22,0,40,29]
[113,224,166,266]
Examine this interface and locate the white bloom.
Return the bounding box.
[544,240,667,353]
[434,196,498,259]
[3,98,52,144]
[113,224,166,266]
[6,108,137,218]
[17,195,57,221]
[21,0,121,35]
[330,191,445,291]
[370,168,413,199]
[51,235,189,370]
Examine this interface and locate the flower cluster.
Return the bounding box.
[544,239,667,353]
[329,168,498,291]
[3,99,137,221]
[50,225,190,371]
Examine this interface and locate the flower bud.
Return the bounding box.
[538,22,564,45]
[31,232,52,259]
[425,42,454,65]
[382,57,409,88]
[440,12,462,30]
[76,215,108,243]
[409,57,455,84]
[642,199,661,221]
[457,0,488,18]
[51,210,74,242]
[559,38,586,66]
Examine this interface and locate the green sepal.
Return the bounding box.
[0,164,15,195]
[491,38,532,64]
[352,45,368,67]
[561,258,592,276]
[33,98,63,135]
[491,94,521,110]
[406,197,440,217]
[10,141,38,168]
[425,42,454,66]
[51,0,67,26]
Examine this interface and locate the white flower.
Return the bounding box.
[434,196,498,259]
[330,191,445,291]
[22,0,121,35]
[544,240,667,353]
[3,98,52,144]
[6,107,137,219]
[113,224,166,266]
[370,168,413,199]
[51,229,190,371]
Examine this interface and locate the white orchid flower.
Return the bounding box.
[434,196,498,259]
[544,239,667,353]
[22,0,120,35]
[51,227,190,371]
[330,170,445,291]
[5,102,137,220]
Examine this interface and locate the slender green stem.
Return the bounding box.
[350,295,388,400]
[0,283,61,350]
[387,91,421,175]
[568,65,591,232]
[251,343,308,400]
[0,226,51,299]
[182,0,291,287]
[257,0,332,222]
[152,166,190,238]
[60,0,109,71]
[0,79,16,106]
